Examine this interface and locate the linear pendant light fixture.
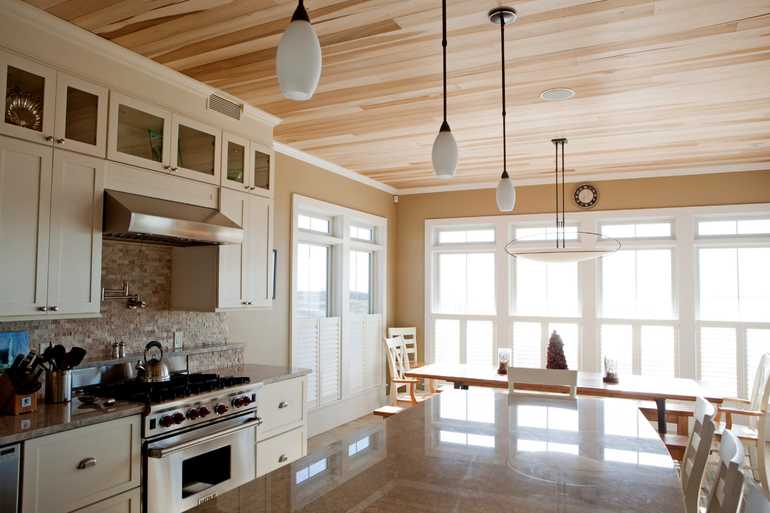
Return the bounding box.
[276,0,322,101]
[504,138,621,262]
[432,0,458,178]
[490,7,516,212]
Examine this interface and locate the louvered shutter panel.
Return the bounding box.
[294,318,319,405]
[363,314,382,389]
[319,317,341,405]
[344,316,365,396]
[700,327,738,397]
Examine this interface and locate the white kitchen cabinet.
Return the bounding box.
[249,141,274,198]
[171,188,273,312]
[22,415,141,513]
[257,376,305,441]
[256,426,306,478]
[71,489,141,513]
[221,133,274,198]
[107,92,171,173]
[0,51,108,157]
[171,114,221,185]
[0,135,103,319]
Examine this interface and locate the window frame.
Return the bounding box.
[424,203,770,396]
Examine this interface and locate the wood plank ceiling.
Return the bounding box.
[24,0,770,190]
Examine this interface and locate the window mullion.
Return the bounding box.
[737,326,748,398]
[632,323,642,375]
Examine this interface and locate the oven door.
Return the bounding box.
[146,411,257,513]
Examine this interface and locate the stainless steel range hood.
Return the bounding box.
[103,190,243,246]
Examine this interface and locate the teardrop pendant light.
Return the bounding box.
[431,0,458,178]
[490,7,517,212]
[276,0,322,101]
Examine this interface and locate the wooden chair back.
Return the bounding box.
[388,327,418,367]
[755,400,770,498]
[744,479,770,513]
[384,336,410,380]
[681,397,717,513]
[507,367,578,398]
[705,429,745,513]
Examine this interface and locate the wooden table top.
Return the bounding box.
[405,363,724,403]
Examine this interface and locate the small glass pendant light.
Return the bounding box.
[490,7,517,211]
[276,0,322,101]
[432,0,458,178]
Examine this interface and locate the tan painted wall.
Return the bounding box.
[395,170,770,362]
[228,154,397,366]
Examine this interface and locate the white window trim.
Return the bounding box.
[291,194,388,421]
[425,203,770,395]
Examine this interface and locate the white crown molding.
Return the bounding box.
[2,0,281,128]
[273,142,398,194]
[396,162,770,195]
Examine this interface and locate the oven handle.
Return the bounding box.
[148,417,262,459]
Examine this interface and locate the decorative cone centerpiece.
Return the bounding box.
[546,331,568,370]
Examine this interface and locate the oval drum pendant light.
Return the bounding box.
[432,0,458,178]
[276,0,322,101]
[490,7,517,212]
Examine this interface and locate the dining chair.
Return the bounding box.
[705,429,745,513]
[754,403,770,497]
[744,478,770,513]
[384,336,431,405]
[387,327,419,368]
[507,367,578,398]
[681,397,718,513]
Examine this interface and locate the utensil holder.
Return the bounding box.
[45,370,72,403]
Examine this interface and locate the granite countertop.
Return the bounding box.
[0,363,309,446]
[205,389,685,513]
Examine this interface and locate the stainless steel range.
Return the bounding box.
[83,371,262,513]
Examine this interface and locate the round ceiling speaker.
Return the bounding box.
[540,88,576,101]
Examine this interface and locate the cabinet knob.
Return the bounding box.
[38,306,49,312]
[171,167,178,171]
[49,306,60,312]
[278,454,288,463]
[44,135,54,142]
[256,416,263,426]
[77,457,97,470]
[163,165,171,170]
[278,401,289,409]
[55,138,65,144]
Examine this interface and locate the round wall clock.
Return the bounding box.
[574,184,598,208]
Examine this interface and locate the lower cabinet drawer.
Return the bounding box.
[257,377,304,440]
[71,488,141,513]
[22,415,141,513]
[256,426,306,478]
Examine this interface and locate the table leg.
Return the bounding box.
[655,398,667,436]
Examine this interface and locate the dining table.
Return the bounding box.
[233,388,686,513]
[405,363,724,435]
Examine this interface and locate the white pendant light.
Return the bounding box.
[504,138,621,263]
[432,0,458,178]
[276,0,321,101]
[490,7,517,211]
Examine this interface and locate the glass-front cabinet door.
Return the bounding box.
[53,74,108,157]
[221,132,251,192]
[171,115,221,185]
[108,92,171,172]
[0,50,56,144]
[250,142,274,197]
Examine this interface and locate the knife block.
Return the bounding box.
[0,374,38,415]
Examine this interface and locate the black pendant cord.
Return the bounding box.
[554,142,559,249]
[561,140,566,248]
[500,17,508,179]
[441,0,448,125]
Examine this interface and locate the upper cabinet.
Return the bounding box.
[108,93,221,185]
[0,50,107,157]
[222,131,274,197]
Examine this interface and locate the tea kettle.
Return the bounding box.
[136,341,171,382]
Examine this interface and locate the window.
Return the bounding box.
[699,247,770,322]
[436,253,495,315]
[514,259,578,316]
[600,324,675,378]
[511,321,578,369]
[438,228,494,244]
[350,225,373,241]
[601,222,672,239]
[601,249,673,319]
[298,214,331,234]
[292,196,387,419]
[698,218,770,236]
[295,243,329,319]
[515,225,578,241]
[349,250,372,314]
[700,327,738,397]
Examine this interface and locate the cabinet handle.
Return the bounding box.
[38,306,49,312]
[49,306,59,312]
[278,454,288,463]
[44,135,54,142]
[171,167,178,171]
[256,416,263,426]
[77,457,97,470]
[278,401,289,409]
[55,138,65,144]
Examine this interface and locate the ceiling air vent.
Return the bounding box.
[208,94,243,120]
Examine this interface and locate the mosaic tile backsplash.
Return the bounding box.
[1,241,242,367]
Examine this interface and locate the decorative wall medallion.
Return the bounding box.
[574,183,598,208]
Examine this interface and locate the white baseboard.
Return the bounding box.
[307,387,385,437]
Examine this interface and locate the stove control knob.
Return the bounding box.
[198,406,211,418]
[232,396,248,408]
[159,415,174,428]
[172,412,186,425]
[186,409,200,420]
[214,404,228,415]
[241,395,252,406]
